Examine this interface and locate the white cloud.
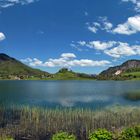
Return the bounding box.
[87,15,140,35]
[61,53,76,59]
[0,32,6,41]
[113,15,140,35]
[114,1,140,34]
[113,23,136,35]
[72,40,116,51]
[87,17,113,33]
[103,22,113,31]
[104,42,138,58]
[99,17,113,32]
[122,0,140,12]
[74,40,140,58]
[0,0,38,8]
[87,41,116,50]
[21,58,43,66]
[86,22,101,33]
[93,22,101,27]
[87,26,98,33]
[29,58,43,66]
[44,58,111,67]
[21,53,111,68]
[77,41,86,46]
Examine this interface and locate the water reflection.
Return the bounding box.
[0,80,140,109]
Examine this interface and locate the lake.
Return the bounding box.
[0,80,140,109]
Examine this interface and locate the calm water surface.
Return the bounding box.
[0,80,140,109]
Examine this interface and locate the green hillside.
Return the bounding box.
[0,53,50,80]
[52,68,96,80]
[122,70,140,80]
[123,71,140,77]
[0,54,95,80]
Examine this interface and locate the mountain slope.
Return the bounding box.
[99,60,140,80]
[0,53,50,79]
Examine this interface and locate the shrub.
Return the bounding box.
[135,125,140,137]
[119,128,137,140]
[89,129,113,140]
[52,132,76,140]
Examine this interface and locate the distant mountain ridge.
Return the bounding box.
[0,53,139,80]
[99,60,140,80]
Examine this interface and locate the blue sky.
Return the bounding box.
[0,0,140,74]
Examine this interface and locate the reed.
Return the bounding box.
[0,106,140,139]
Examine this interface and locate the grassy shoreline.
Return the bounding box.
[0,78,140,81]
[0,106,140,139]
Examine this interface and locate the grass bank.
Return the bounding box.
[0,106,140,139]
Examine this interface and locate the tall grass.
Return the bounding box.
[0,106,140,139]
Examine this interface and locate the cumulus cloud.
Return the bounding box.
[113,15,140,35]
[0,0,38,8]
[88,15,140,35]
[61,53,76,59]
[87,41,116,50]
[45,58,110,67]
[21,53,111,68]
[104,42,140,58]
[73,40,140,58]
[0,32,6,41]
